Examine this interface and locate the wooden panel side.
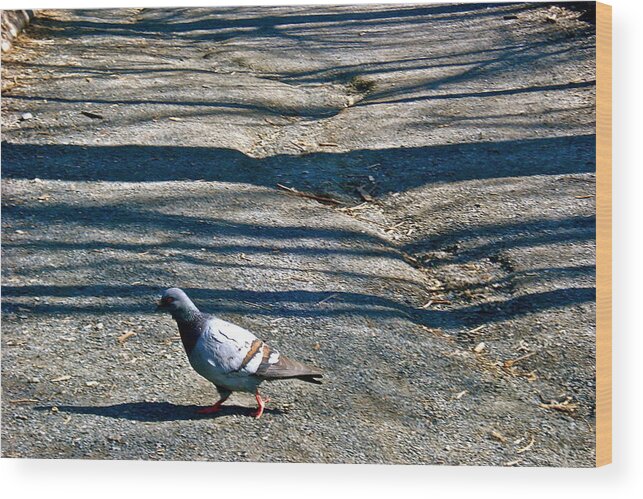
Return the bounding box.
[596,1,612,468]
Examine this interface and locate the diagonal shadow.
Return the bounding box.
[1,136,596,189]
[33,4,527,42]
[34,401,282,422]
[2,4,597,344]
[361,80,596,107]
[10,3,595,127]
[1,283,595,328]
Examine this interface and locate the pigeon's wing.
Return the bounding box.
[253,344,323,384]
[208,316,260,345]
[203,317,322,383]
[199,316,264,373]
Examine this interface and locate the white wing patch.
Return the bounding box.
[268,350,280,364]
[244,346,264,373]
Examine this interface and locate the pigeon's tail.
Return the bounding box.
[256,354,323,384]
[294,373,323,385]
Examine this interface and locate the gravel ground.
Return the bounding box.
[1,3,596,466]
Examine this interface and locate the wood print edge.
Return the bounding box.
[595,0,612,468]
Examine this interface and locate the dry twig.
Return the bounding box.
[490,430,508,443]
[420,298,451,308]
[356,185,374,202]
[539,398,578,414]
[453,390,468,400]
[276,184,345,205]
[118,330,137,345]
[503,351,536,368]
[240,301,272,310]
[81,111,104,120]
[316,293,339,305]
[516,434,535,454]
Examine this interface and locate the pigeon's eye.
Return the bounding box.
[163,297,175,304]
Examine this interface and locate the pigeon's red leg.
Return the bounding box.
[196,394,229,414]
[251,391,270,419]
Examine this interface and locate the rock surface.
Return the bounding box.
[1,10,35,53]
[1,4,596,465]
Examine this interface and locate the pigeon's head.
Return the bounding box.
[156,288,198,317]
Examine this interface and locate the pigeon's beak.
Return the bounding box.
[155,299,164,312]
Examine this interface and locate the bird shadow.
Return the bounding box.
[34,401,283,422]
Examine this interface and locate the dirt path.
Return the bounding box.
[2,4,596,465]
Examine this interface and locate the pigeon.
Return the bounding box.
[156,287,322,418]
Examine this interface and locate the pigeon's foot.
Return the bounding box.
[196,394,230,414]
[252,391,270,419]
